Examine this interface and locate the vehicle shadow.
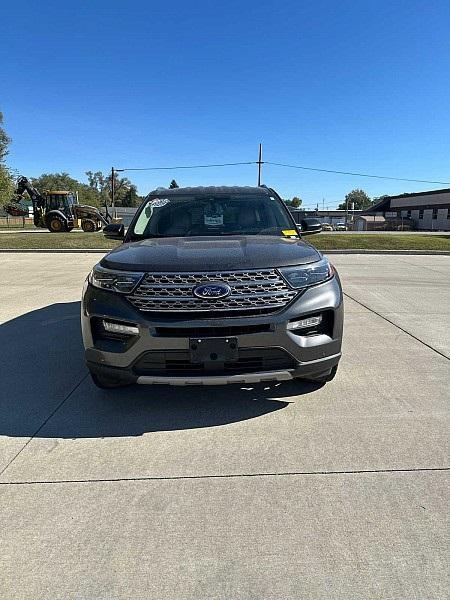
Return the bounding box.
[0,302,322,439]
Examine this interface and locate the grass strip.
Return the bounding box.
[312,234,450,251]
[0,232,449,251]
[0,232,119,249]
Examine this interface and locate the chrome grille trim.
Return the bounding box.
[127,269,297,313]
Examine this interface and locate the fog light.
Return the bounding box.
[102,320,139,335]
[287,314,322,331]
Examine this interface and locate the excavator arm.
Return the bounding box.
[4,177,46,220]
[15,177,46,207]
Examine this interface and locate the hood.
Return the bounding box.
[101,236,321,272]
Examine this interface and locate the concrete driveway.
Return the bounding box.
[0,253,448,599]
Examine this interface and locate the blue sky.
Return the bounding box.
[2,0,450,208]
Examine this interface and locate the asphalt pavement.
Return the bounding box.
[0,253,448,599]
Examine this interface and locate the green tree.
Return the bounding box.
[85,171,106,193]
[86,170,134,206]
[169,179,179,189]
[0,112,11,162]
[32,172,103,207]
[121,184,143,207]
[0,112,15,206]
[0,166,15,206]
[338,189,372,211]
[284,196,302,207]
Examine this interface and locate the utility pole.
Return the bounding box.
[257,143,263,186]
[110,167,125,216]
[111,167,116,209]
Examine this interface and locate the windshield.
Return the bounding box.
[129,194,297,239]
[47,193,76,210]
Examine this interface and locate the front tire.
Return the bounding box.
[81,219,96,232]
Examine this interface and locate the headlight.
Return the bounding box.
[279,257,333,289]
[89,264,144,293]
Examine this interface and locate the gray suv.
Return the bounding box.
[81,186,343,388]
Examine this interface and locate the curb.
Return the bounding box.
[322,249,450,255]
[0,248,449,255]
[0,249,109,253]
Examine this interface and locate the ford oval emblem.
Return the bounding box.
[193,283,231,299]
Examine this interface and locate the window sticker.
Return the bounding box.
[282,229,298,238]
[149,198,170,208]
[204,203,224,226]
[204,214,224,226]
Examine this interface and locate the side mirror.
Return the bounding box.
[103,223,125,239]
[300,218,322,236]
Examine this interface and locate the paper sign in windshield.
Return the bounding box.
[204,215,224,226]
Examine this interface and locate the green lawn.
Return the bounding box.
[0,232,119,249]
[0,231,449,251]
[312,233,450,251]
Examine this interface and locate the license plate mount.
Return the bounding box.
[190,337,238,363]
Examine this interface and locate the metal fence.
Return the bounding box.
[0,216,35,228]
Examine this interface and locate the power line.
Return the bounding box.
[113,155,450,186]
[117,161,256,172]
[264,161,450,185]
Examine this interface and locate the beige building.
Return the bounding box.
[363,188,450,231]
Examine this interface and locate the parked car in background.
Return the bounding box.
[334,222,347,231]
[321,223,333,231]
[297,217,322,235]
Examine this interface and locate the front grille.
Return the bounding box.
[127,270,297,316]
[133,348,297,377]
[154,323,272,338]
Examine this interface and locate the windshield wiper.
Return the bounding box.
[219,230,259,235]
[128,234,166,240]
[219,230,278,236]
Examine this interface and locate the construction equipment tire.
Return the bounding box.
[82,219,96,232]
[48,217,65,233]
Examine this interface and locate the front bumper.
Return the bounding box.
[81,274,343,385]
